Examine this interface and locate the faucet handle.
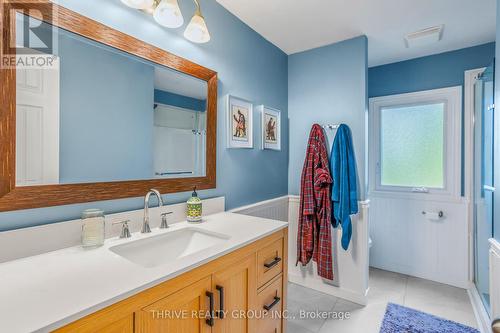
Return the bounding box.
[160,212,173,229]
[113,219,131,239]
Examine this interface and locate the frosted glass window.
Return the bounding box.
[380,103,445,188]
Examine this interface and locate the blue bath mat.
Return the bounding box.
[380,303,479,333]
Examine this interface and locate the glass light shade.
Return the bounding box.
[184,14,210,43]
[142,3,156,14]
[121,0,154,10]
[153,0,184,28]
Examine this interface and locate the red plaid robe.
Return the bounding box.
[296,124,333,280]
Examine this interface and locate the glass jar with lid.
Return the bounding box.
[81,209,105,248]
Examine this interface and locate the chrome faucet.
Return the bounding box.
[142,189,164,233]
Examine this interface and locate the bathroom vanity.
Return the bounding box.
[0,213,288,332]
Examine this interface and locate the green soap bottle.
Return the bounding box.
[186,187,202,223]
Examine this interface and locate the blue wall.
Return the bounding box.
[59,30,155,183]
[369,43,495,98]
[369,42,495,196]
[154,90,206,112]
[0,0,288,231]
[288,36,368,198]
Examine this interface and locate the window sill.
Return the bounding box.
[368,190,464,203]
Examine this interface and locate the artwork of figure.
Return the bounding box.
[232,106,248,141]
[265,113,277,143]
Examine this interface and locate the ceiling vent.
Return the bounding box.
[405,25,444,48]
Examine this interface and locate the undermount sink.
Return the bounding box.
[109,227,230,268]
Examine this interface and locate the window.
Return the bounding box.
[380,103,445,188]
[369,87,461,197]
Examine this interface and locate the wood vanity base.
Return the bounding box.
[54,228,288,333]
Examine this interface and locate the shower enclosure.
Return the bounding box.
[473,62,495,313]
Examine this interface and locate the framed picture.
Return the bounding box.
[259,105,281,151]
[227,95,253,149]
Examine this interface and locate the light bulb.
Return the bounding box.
[153,0,184,29]
[121,0,154,10]
[184,13,210,43]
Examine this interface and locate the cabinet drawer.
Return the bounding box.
[257,275,282,333]
[257,238,283,287]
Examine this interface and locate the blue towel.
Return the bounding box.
[330,124,358,250]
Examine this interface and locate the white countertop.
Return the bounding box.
[0,212,288,333]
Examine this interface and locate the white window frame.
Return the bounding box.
[369,86,462,200]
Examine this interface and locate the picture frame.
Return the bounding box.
[227,95,253,149]
[258,105,281,151]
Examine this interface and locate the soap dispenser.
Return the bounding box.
[186,187,202,223]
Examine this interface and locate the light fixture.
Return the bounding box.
[121,0,155,10]
[184,0,210,44]
[153,0,184,28]
[121,0,211,44]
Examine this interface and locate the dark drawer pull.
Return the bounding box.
[216,285,225,319]
[264,257,281,269]
[263,296,281,311]
[206,291,214,327]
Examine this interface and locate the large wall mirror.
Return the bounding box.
[0,1,217,211]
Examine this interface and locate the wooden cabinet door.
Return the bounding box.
[136,275,212,333]
[54,314,134,333]
[212,255,257,333]
[99,315,134,333]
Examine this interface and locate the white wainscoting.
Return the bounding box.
[288,196,370,305]
[369,193,469,288]
[230,195,289,222]
[233,195,370,305]
[490,238,500,322]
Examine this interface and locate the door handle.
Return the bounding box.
[264,257,282,269]
[263,296,281,311]
[206,291,214,327]
[412,187,429,193]
[484,185,496,192]
[216,285,224,319]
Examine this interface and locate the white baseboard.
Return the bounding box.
[490,239,500,323]
[289,271,368,305]
[468,282,492,333]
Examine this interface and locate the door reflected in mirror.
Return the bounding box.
[15,15,207,187]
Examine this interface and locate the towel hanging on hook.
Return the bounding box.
[330,124,359,250]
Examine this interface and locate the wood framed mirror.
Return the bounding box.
[0,0,217,212]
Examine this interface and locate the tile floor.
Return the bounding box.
[286,268,478,333]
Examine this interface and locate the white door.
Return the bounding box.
[16,58,60,186]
